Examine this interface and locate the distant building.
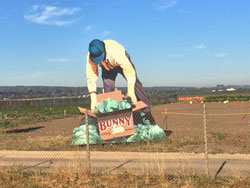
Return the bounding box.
[178,96,205,101]
[216,84,225,90]
[226,88,236,91]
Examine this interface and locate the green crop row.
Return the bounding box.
[204,95,250,102]
[0,104,89,128]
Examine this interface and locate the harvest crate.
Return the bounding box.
[78,90,147,141]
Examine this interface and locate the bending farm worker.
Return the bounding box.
[86,39,156,124]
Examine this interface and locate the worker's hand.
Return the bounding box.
[130,94,138,105]
[126,92,137,105]
[127,83,137,105]
[90,93,97,111]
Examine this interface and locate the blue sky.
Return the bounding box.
[0,0,250,87]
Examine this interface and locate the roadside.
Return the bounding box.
[1,150,250,177]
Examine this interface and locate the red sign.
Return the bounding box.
[97,111,134,140]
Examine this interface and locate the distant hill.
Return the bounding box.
[0,86,89,99]
[0,85,250,99]
[0,86,195,99]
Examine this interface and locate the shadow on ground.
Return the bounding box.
[5,126,45,134]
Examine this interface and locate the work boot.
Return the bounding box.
[145,112,156,125]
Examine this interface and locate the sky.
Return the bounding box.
[0,0,250,87]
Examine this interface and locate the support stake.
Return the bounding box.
[164,108,168,130]
[203,104,210,177]
[85,110,91,175]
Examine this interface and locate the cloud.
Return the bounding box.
[8,71,47,82]
[179,9,191,14]
[25,71,47,79]
[47,58,74,63]
[152,0,178,10]
[85,25,92,33]
[196,44,205,49]
[102,30,111,37]
[215,53,227,57]
[166,53,182,58]
[4,71,65,85]
[24,5,81,26]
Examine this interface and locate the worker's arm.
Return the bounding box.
[116,52,137,104]
[86,53,98,111]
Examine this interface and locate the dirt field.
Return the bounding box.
[3,102,250,153]
[153,102,250,153]
[153,102,250,135]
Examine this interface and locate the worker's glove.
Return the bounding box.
[127,84,137,105]
[90,93,97,111]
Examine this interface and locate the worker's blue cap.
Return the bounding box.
[89,39,105,64]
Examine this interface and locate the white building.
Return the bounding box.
[226,88,236,91]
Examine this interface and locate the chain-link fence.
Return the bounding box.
[1,101,250,177]
[79,101,250,177]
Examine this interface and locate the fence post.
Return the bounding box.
[85,110,91,175]
[164,108,168,130]
[203,104,210,177]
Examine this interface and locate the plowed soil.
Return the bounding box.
[6,102,250,137]
[3,102,250,153]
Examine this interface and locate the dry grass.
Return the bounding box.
[0,167,250,188]
[0,132,204,152]
[0,133,73,151]
[1,132,250,154]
